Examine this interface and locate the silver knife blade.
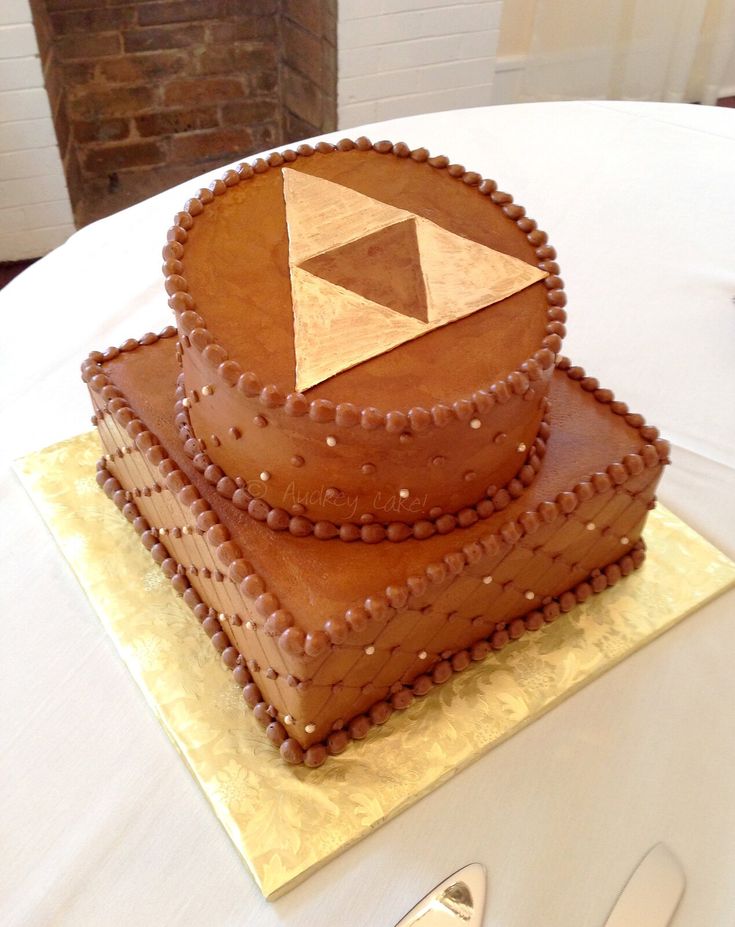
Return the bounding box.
[394,863,486,927]
[603,843,685,927]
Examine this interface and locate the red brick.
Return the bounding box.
[221,98,277,127]
[282,19,322,87]
[136,107,219,138]
[284,110,319,145]
[195,44,277,78]
[64,146,84,218]
[69,85,155,119]
[29,0,53,62]
[283,67,322,129]
[206,17,276,43]
[84,141,167,174]
[250,122,278,151]
[60,60,95,85]
[169,127,254,163]
[53,91,71,155]
[163,77,245,106]
[55,32,121,60]
[138,0,227,27]
[224,0,278,17]
[96,50,189,85]
[42,55,63,113]
[250,68,278,94]
[46,0,102,11]
[283,0,325,36]
[73,118,131,144]
[50,8,135,35]
[319,92,337,133]
[123,24,205,53]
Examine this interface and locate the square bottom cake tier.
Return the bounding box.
[88,332,668,767]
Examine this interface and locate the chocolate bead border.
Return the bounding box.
[91,462,648,769]
[163,137,567,435]
[174,370,552,543]
[83,335,669,674]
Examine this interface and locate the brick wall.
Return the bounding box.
[36,0,283,226]
[20,0,500,234]
[281,0,337,140]
[0,0,74,260]
[337,0,502,128]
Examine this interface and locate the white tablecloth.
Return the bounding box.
[1,102,734,927]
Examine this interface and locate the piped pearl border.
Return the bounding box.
[83,334,670,689]
[92,458,650,769]
[163,137,567,435]
[174,370,552,543]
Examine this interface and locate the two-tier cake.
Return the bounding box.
[82,137,669,767]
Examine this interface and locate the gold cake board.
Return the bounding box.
[14,431,735,899]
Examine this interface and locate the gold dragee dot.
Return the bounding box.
[202,384,214,396]
[418,650,428,660]
[260,471,271,481]
[326,435,337,447]
[304,723,316,734]
[470,418,482,429]
[586,522,596,531]
[517,442,527,453]
[284,714,294,725]
[182,398,191,408]
[482,575,493,584]
[621,536,630,544]
[364,645,375,655]
[245,620,255,630]
[525,590,535,600]
[399,488,410,499]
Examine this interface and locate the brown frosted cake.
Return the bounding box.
[82,137,669,767]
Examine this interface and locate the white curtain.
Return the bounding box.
[517,0,735,104]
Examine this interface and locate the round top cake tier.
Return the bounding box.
[163,138,567,543]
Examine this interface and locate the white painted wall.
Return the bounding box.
[337,0,503,129]
[0,0,75,261]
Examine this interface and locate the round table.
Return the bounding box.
[1,102,734,927]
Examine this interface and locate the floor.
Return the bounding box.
[1,97,733,293]
[0,260,37,290]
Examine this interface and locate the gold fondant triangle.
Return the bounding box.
[291,268,426,391]
[283,169,548,392]
[282,167,413,264]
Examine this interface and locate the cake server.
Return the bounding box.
[602,843,685,927]
[393,863,486,927]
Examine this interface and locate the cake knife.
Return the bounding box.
[602,843,686,927]
[393,863,486,926]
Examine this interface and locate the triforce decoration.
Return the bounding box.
[282,167,548,392]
